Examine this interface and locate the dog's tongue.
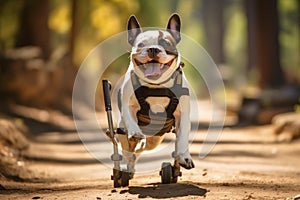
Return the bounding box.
[144,64,161,77]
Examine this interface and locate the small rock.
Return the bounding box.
[32,197,41,200]
[243,194,254,200]
[111,189,117,193]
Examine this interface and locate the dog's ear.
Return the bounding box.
[167,13,181,43]
[127,15,141,46]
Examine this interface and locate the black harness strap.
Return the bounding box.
[131,68,189,136]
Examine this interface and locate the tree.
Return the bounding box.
[245,0,286,89]
[15,0,51,59]
[202,0,225,65]
[69,0,79,63]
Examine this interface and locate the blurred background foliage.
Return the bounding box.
[0,0,299,107]
[1,0,299,79]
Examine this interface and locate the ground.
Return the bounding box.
[0,108,300,200]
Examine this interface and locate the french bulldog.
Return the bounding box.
[117,14,195,175]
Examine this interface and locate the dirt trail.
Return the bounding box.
[1,120,300,199]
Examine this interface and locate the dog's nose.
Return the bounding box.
[147,48,161,58]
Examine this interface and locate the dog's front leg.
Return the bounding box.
[121,79,146,149]
[118,78,147,174]
[175,94,195,169]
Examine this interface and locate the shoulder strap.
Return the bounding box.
[131,71,150,115]
[171,68,189,97]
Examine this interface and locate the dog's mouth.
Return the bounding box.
[134,59,174,80]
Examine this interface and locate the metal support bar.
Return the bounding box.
[102,80,121,170]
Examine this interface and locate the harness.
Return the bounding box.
[131,68,189,136]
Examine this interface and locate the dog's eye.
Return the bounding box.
[158,39,171,48]
[137,43,145,48]
[159,39,177,55]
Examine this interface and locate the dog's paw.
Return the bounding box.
[127,162,135,174]
[178,153,195,169]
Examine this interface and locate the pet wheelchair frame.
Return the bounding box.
[102,80,182,188]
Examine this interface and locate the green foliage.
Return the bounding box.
[224,1,247,75]
[49,1,71,34]
[278,0,300,80]
[0,0,299,87]
[0,1,23,51]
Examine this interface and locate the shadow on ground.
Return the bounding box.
[120,182,207,198]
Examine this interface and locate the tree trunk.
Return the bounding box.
[245,0,256,71]
[15,0,51,59]
[69,0,79,64]
[253,0,285,89]
[202,0,225,65]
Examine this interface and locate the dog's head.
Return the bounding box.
[127,14,181,84]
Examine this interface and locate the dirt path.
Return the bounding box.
[1,124,300,200]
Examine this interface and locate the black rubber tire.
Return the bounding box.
[113,179,121,188]
[113,169,121,188]
[172,176,178,183]
[161,162,173,184]
[113,170,130,187]
[121,171,130,187]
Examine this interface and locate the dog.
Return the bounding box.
[117,14,194,175]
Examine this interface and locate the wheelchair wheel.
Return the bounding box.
[112,169,130,188]
[160,162,173,184]
[121,171,130,187]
